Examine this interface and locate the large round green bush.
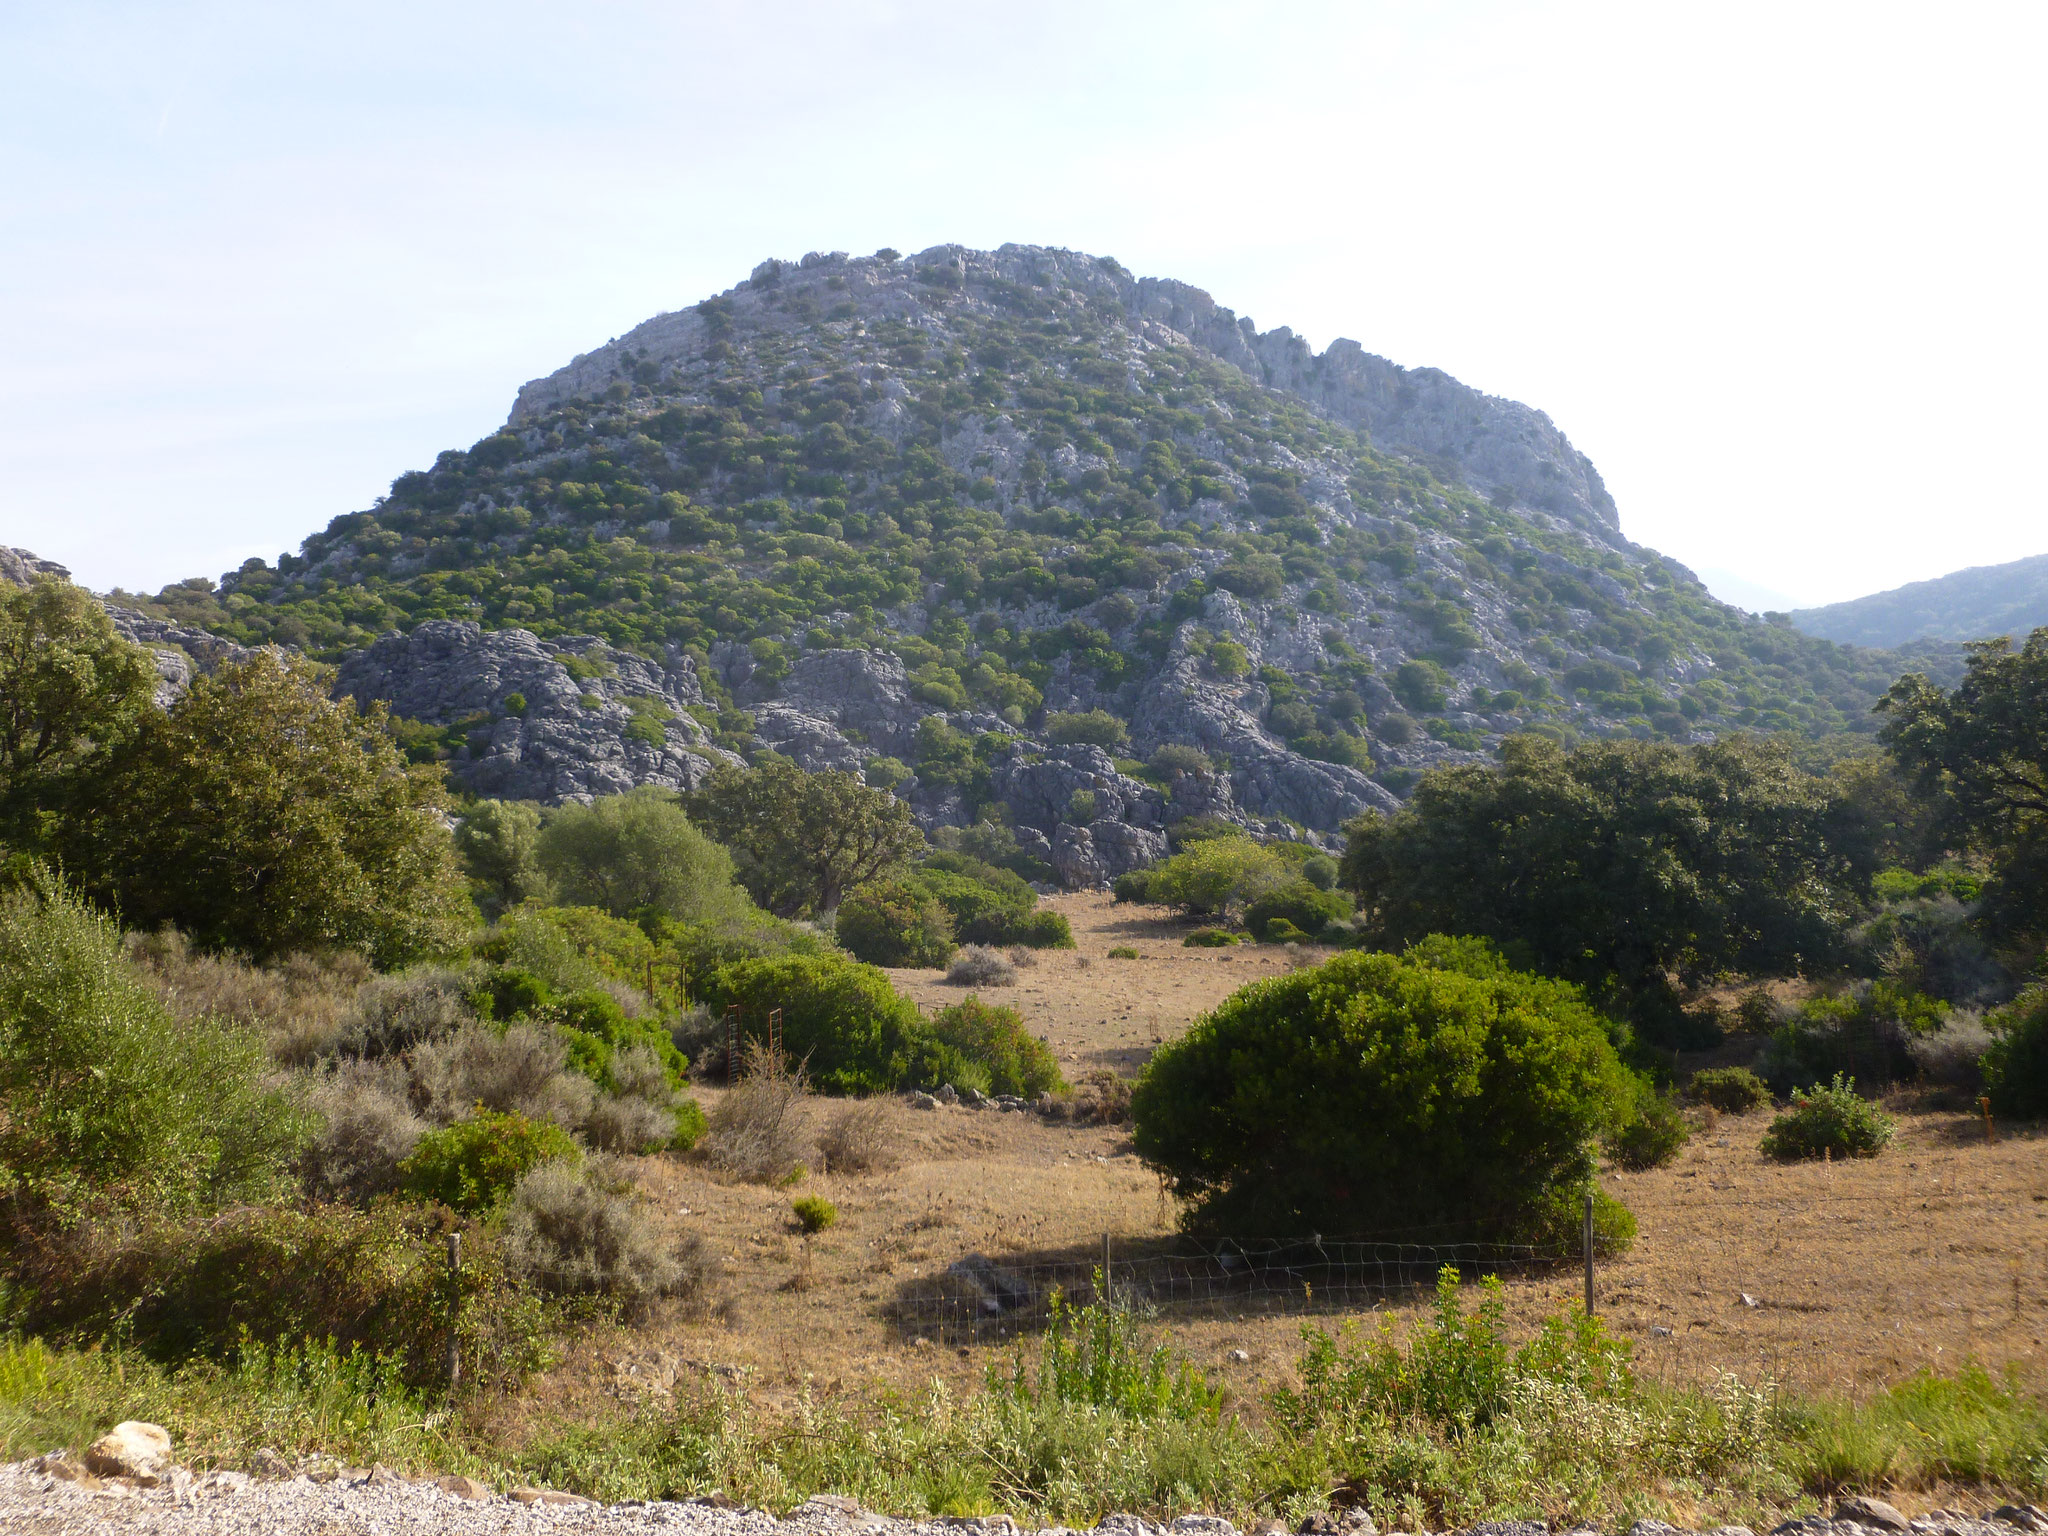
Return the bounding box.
[1687,1065,1771,1113]
[0,882,307,1214]
[1125,838,1288,916]
[834,878,956,968]
[927,996,1064,1098]
[1130,947,1636,1240]
[1759,1074,1895,1160]
[695,952,930,1094]
[398,1110,580,1214]
[1244,880,1352,942]
[1604,1080,1689,1169]
[551,988,688,1095]
[1982,987,2048,1118]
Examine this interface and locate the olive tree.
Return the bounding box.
[535,787,743,922]
[685,757,922,917]
[0,578,157,841]
[66,653,472,965]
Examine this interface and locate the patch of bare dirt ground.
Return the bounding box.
[521,894,2048,1429]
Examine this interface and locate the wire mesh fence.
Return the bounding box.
[889,1235,1581,1345]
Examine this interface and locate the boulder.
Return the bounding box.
[33,1452,102,1489]
[435,1474,492,1500]
[1837,1499,1911,1533]
[947,1252,1031,1312]
[510,1486,594,1506]
[83,1421,173,1479]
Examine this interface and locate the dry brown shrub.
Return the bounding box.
[124,928,371,1065]
[817,1097,898,1173]
[1077,1069,1134,1125]
[1909,1012,1995,1096]
[703,1042,812,1183]
[301,1059,425,1203]
[584,1096,676,1154]
[338,967,476,1059]
[501,1159,720,1318]
[1005,945,1039,968]
[668,1003,722,1079]
[583,1044,684,1153]
[946,944,1015,987]
[410,1022,595,1130]
[606,1043,670,1102]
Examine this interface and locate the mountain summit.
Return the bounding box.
[512,246,1624,549]
[105,244,1938,880]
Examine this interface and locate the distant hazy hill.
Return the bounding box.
[1792,554,2048,647]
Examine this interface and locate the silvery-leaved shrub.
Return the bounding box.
[502,1158,716,1316]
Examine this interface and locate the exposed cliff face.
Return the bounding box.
[333,622,733,803]
[1125,277,1622,544]
[0,548,70,588]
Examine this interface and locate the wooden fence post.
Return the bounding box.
[444,1230,462,1390]
[1583,1192,1595,1316]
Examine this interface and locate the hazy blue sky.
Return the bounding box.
[3,1,2041,608]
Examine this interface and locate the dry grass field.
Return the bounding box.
[523,895,2048,1430]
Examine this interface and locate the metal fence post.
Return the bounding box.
[1583,1192,1595,1316]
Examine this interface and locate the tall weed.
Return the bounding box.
[994,1282,1222,1422]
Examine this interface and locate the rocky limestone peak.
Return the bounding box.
[509,244,1621,545]
[47,246,1960,887]
[0,547,71,587]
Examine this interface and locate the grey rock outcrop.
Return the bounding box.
[2,549,256,707]
[739,648,940,775]
[992,744,1163,837]
[1131,656,1397,829]
[334,621,731,802]
[1132,284,1620,543]
[104,606,258,707]
[1052,820,1169,887]
[766,649,927,754]
[0,547,71,588]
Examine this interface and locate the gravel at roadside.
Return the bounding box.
[2,1459,2043,1536]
